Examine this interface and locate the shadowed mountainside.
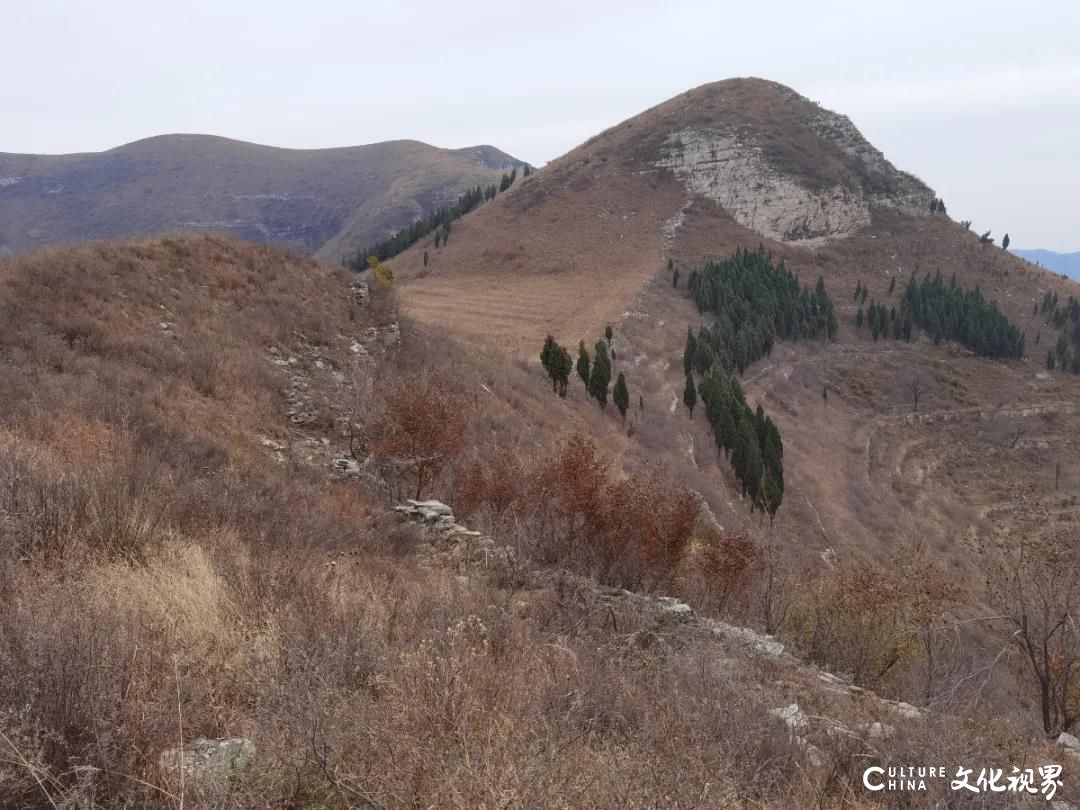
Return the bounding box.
[0,134,526,262]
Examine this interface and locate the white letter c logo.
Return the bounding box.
[863,767,885,791]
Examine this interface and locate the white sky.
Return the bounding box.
[4,0,1077,250]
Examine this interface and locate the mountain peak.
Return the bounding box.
[564,78,934,244]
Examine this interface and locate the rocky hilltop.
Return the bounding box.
[653,88,934,242]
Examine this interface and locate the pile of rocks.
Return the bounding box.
[394,499,460,533]
[392,500,514,567]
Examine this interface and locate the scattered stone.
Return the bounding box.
[711,621,786,658]
[351,281,370,305]
[332,457,361,476]
[769,703,809,731]
[655,596,694,622]
[406,499,453,516]
[261,437,287,452]
[159,737,255,786]
[865,721,895,740]
[1057,732,1080,760]
[885,700,923,721]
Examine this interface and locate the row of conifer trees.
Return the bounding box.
[681,248,838,518]
[348,166,529,270]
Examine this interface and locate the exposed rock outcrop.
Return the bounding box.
[653,90,933,244]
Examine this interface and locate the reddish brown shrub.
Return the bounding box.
[372,376,473,499]
[695,531,762,615]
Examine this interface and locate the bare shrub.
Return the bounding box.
[687,529,761,618]
[981,526,1080,735]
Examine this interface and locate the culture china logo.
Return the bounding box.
[862,765,1064,800]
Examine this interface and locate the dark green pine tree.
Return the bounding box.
[423,250,429,267]
[760,471,783,520]
[555,344,573,397]
[605,324,614,342]
[856,307,864,328]
[683,327,697,376]
[576,341,591,389]
[540,336,558,391]
[683,373,697,418]
[589,339,612,409]
[613,373,630,423]
[888,276,896,295]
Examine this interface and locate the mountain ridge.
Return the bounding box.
[1013,248,1080,279]
[0,133,527,261]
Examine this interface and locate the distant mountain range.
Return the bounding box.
[0,135,526,262]
[1012,249,1080,279]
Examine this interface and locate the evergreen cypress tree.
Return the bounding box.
[555,345,572,397]
[613,373,629,423]
[576,341,591,389]
[683,374,697,418]
[589,339,611,409]
[423,251,429,267]
[683,327,697,376]
[605,324,613,342]
[540,336,557,391]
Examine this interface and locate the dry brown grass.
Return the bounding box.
[0,222,1075,805]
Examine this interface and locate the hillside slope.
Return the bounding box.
[0,135,525,261]
[0,234,1036,808]
[389,77,1080,579]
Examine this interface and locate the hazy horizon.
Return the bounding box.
[5,0,1077,251]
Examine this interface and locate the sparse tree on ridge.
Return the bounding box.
[1003,233,1011,251]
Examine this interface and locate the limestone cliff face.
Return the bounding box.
[654,102,934,244]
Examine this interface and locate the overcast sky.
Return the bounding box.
[4,0,1077,250]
